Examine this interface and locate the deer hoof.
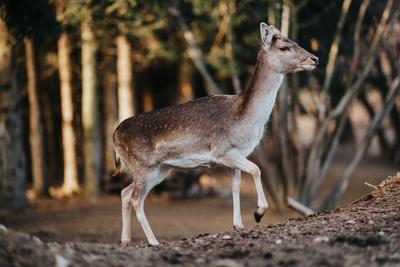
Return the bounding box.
[254,211,263,223]
[120,240,131,247]
[233,224,245,231]
[148,241,160,247]
[254,207,266,223]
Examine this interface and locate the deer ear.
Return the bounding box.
[260,22,273,48]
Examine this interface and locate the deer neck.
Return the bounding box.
[239,49,284,125]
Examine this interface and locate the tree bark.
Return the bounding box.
[0,19,28,209]
[57,33,80,195]
[322,77,400,209]
[322,0,353,91]
[177,56,194,104]
[116,35,134,122]
[274,0,291,202]
[143,87,154,112]
[53,0,80,196]
[359,91,389,153]
[304,0,394,202]
[171,0,222,95]
[81,19,102,196]
[24,37,49,197]
[102,55,118,187]
[225,0,241,94]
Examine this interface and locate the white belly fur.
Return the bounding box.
[164,153,214,168]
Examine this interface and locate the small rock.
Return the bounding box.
[195,258,206,264]
[206,248,214,255]
[195,239,204,244]
[345,220,356,224]
[172,246,181,251]
[378,230,384,236]
[55,254,70,267]
[82,254,103,262]
[222,235,232,240]
[275,239,282,244]
[211,259,243,267]
[212,234,218,239]
[368,220,374,224]
[32,236,42,244]
[0,224,7,232]
[313,236,330,243]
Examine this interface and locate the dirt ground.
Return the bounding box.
[0,157,395,245]
[0,170,298,244]
[1,173,399,267]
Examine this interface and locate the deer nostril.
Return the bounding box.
[311,56,319,65]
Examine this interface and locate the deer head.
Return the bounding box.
[259,22,318,73]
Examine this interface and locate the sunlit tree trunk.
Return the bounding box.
[81,19,102,196]
[275,0,291,199]
[267,3,276,26]
[24,37,49,197]
[102,55,118,185]
[57,33,80,195]
[143,87,154,112]
[177,56,193,104]
[116,35,134,122]
[0,19,28,209]
[53,0,80,196]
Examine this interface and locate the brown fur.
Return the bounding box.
[113,30,317,173]
[114,95,243,168]
[114,23,318,245]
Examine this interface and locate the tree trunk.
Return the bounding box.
[81,19,102,196]
[24,37,49,197]
[116,35,134,122]
[322,78,400,210]
[143,87,154,112]
[0,19,28,209]
[177,56,194,103]
[359,91,389,154]
[102,55,118,188]
[57,33,80,195]
[171,0,221,95]
[53,0,80,196]
[322,0,353,91]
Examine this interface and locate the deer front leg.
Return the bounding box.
[219,151,269,223]
[231,168,244,229]
[120,183,134,246]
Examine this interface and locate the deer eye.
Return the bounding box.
[279,46,290,52]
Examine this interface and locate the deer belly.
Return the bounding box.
[164,154,214,169]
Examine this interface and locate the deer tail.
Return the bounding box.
[112,150,124,177]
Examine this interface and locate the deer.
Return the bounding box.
[113,22,318,246]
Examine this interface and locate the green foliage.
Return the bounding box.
[63,0,178,67]
[104,0,137,17]
[0,0,395,96]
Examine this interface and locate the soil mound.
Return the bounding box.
[1,174,399,267]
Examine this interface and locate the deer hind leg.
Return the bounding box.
[131,167,170,246]
[231,168,244,229]
[120,182,134,246]
[219,150,268,223]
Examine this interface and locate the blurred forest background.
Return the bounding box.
[0,0,399,217]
